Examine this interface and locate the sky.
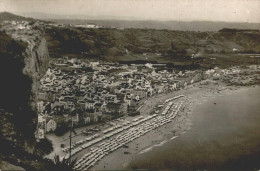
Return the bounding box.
[0,0,260,22]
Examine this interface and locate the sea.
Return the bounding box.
[128,86,260,170]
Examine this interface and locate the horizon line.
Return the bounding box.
[1,11,260,24]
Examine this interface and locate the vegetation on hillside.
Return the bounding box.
[45,27,260,63]
[0,12,34,23]
[0,31,37,139]
[0,138,76,171]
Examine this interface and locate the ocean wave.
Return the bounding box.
[139,136,179,154]
[139,146,154,154]
[154,140,168,147]
[170,136,178,140]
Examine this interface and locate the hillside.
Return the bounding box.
[45,26,260,68]
[16,12,260,31]
[0,12,34,23]
[0,17,57,170]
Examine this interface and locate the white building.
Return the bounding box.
[46,119,57,132]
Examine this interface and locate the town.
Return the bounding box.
[35,57,260,138]
[35,57,203,138]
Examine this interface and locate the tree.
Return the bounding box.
[53,154,78,171]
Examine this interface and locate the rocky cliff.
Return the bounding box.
[23,36,49,113]
[0,19,80,170]
[23,36,50,153]
[0,23,49,152]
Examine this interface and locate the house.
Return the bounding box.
[94,103,102,112]
[81,112,91,124]
[146,88,153,97]
[38,92,56,102]
[46,119,57,132]
[93,114,99,122]
[72,114,79,126]
[124,96,132,106]
[171,83,177,90]
[90,62,100,69]
[100,101,107,112]
[85,100,95,109]
[86,23,99,28]
[106,102,121,114]
[35,115,46,139]
[132,89,146,100]
[36,129,45,139]
[86,113,99,122]
[51,102,64,115]
[84,116,91,124]
[37,101,44,113]
[135,95,140,101]
[77,100,86,110]
[38,92,47,101]
[154,84,164,93]
[233,48,238,52]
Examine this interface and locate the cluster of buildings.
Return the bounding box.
[35,58,204,138]
[74,23,101,29]
[45,22,102,29]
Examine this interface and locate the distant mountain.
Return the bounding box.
[51,19,260,32]
[6,12,260,31]
[17,12,146,21]
[0,12,34,23]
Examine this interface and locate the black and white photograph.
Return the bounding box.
[0,0,260,170]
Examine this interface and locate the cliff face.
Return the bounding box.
[0,24,49,152]
[0,27,62,171]
[23,36,50,153]
[23,36,49,111]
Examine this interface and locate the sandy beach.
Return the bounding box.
[92,80,243,170]
[126,85,260,170]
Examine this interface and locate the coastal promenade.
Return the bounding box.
[72,95,184,170]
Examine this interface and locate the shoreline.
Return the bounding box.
[126,85,260,170]
[92,80,246,170]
